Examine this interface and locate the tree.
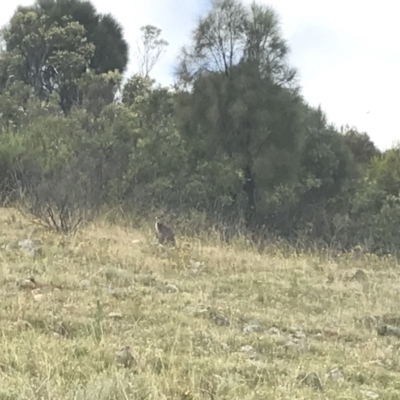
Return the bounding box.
[77,68,122,116]
[341,125,380,167]
[1,10,95,112]
[176,0,303,226]
[294,107,359,236]
[368,146,400,197]
[20,0,129,74]
[0,0,128,112]
[249,104,359,240]
[121,74,188,208]
[136,25,168,78]
[177,0,296,86]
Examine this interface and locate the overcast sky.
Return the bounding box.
[1,0,399,150]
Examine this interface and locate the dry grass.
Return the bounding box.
[0,207,400,399]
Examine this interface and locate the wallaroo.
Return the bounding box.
[155,216,176,246]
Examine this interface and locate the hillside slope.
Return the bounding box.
[0,208,399,399]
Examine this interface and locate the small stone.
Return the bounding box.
[190,260,202,268]
[284,340,298,350]
[362,316,380,329]
[18,277,37,290]
[108,312,123,320]
[55,322,69,337]
[283,339,308,353]
[351,269,368,282]
[369,359,385,368]
[377,324,400,338]
[326,273,334,284]
[103,285,119,297]
[328,368,344,381]
[32,293,44,302]
[18,239,42,257]
[292,330,306,339]
[220,342,230,351]
[115,346,138,368]
[240,345,259,360]
[289,325,303,334]
[268,327,281,335]
[164,284,179,293]
[298,372,323,391]
[214,313,229,326]
[243,324,261,334]
[361,390,379,399]
[3,241,18,250]
[80,279,91,287]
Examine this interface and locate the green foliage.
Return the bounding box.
[176,0,304,225]
[24,0,129,74]
[136,25,168,78]
[77,69,122,116]
[0,0,396,255]
[341,126,380,167]
[0,0,128,113]
[336,147,400,253]
[1,9,95,111]
[368,147,400,196]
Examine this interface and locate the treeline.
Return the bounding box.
[0,0,399,254]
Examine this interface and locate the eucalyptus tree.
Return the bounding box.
[0,0,128,112]
[176,0,305,225]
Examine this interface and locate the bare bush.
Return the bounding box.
[14,153,104,234]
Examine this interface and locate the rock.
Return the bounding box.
[18,239,42,257]
[32,293,45,302]
[3,239,42,256]
[267,327,281,335]
[18,238,40,248]
[103,285,120,298]
[164,284,179,293]
[240,345,259,360]
[351,269,368,282]
[220,342,230,351]
[289,325,306,339]
[189,260,202,269]
[18,277,37,290]
[283,337,309,353]
[291,330,306,339]
[377,324,400,338]
[361,390,379,399]
[284,340,299,351]
[289,325,303,334]
[328,368,344,381]
[190,305,210,314]
[115,346,138,368]
[108,312,123,320]
[326,273,334,284]
[214,313,229,326]
[19,277,62,292]
[297,372,323,391]
[369,359,385,368]
[362,316,381,329]
[243,323,261,334]
[2,241,19,250]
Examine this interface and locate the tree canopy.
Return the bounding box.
[0,0,128,112]
[0,0,396,254]
[176,0,303,224]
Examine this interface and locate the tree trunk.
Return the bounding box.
[243,164,256,228]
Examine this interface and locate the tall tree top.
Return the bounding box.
[4,0,129,74]
[177,0,296,87]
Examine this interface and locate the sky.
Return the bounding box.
[1,0,399,151]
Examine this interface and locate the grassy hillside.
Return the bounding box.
[0,207,399,399]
